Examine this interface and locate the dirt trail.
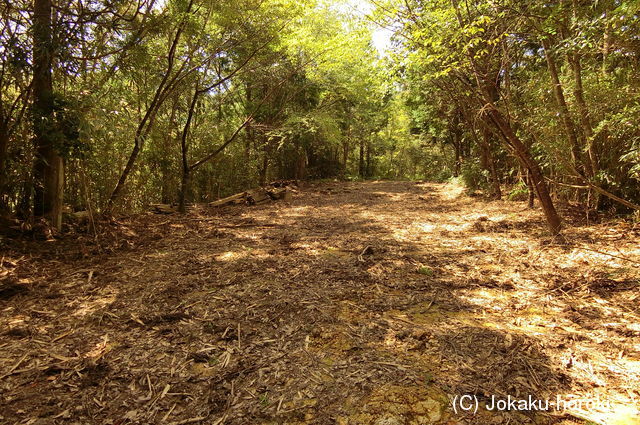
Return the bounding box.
[1,181,639,425]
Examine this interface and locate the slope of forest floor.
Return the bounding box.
[1,181,639,425]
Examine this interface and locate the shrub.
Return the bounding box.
[507,181,529,201]
[460,159,488,193]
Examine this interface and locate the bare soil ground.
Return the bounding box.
[1,181,639,425]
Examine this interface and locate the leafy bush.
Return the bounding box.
[507,181,529,201]
[460,159,487,193]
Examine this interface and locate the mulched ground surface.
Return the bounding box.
[1,181,639,425]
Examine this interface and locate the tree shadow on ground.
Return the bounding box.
[1,181,637,425]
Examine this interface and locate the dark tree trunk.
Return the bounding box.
[452,138,461,177]
[33,0,64,229]
[107,0,194,212]
[295,150,306,180]
[178,170,190,213]
[259,138,269,186]
[162,96,179,204]
[178,87,199,213]
[365,141,372,178]
[526,169,535,209]
[244,86,253,169]
[358,139,365,178]
[451,113,463,177]
[602,13,612,76]
[343,126,350,174]
[451,0,560,233]
[17,180,31,219]
[0,128,9,210]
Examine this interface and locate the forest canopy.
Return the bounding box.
[1,0,640,234]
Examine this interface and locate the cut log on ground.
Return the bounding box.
[267,187,292,202]
[67,210,90,223]
[209,183,296,208]
[150,204,195,214]
[246,188,271,205]
[152,184,294,212]
[208,193,247,208]
[150,204,177,214]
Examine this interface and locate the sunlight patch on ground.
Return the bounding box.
[458,288,509,304]
[4,314,29,327]
[321,246,352,259]
[337,384,450,425]
[293,242,320,255]
[417,223,437,233]
[146,250,170,258]
[608,405,640,425]
[72,293,117,318]
[442,223,473,233]
[217,251,243,261]
[216,248,270,262]
[440,182,466,200]
[279,205,313,218]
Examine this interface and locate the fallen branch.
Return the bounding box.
[208,192,246,207]
[547,172,640,211]
[168,416,208,425]
[583,179,640,211]
[0,353,28,380]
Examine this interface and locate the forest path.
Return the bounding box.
[2,181,639,425]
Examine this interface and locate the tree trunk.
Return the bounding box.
[365,140,372,178]
[162,96,180,204]
[33,0,64,229]
[449,0,560,233]
[178,86,199,213]
[0,129,9,210]
[602,15,612,76]
[452,135,461,177]
[358,139,365,178]
[259,140,269,186]
[450,0,544,218]
[541,39,589,177]
[178,169,190,213]
[106,0,193,211]
[486,107,562,234]
[567,53,598,178]
[451,112,463,177]
[244,86,253,179]
[526,169,535,209]
[343,126,350,174]
[295,149,306,180]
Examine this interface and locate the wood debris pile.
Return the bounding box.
[209,180,296,207]
[208,184,294,208]
[151,181,297,214]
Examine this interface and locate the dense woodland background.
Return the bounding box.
[1,0,640,235]
[2,2,640,423]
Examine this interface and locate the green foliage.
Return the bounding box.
[417,266,434,276]
[31,93,85,160]
[51,94,86,159]
[508,182,529,202]
[4,0,640,219]
[460,158,488,194]
[367,0,640,210]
